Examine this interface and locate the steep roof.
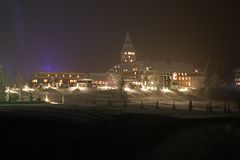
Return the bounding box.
[121,32,135,53]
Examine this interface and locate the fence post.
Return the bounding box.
[188,100,193,111]
[209,100,212,112]
[156,100,159,109]
[224,101,227,112]
[173,101,176,110]
[238,104,240,114]
[227,101,231,113]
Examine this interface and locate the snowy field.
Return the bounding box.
[0,104,240,160]
[2,88,240,159]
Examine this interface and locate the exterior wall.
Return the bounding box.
[88,73,108,87]
[234,68,240,87]
[30,72,87,88]
[121,51,136,63]
[161,71,204,89]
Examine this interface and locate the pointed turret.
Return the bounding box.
[121,32,136,63]
[121,32,135,53]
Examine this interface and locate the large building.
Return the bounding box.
[234,67,240,87]
[30,72,87,88]
[29,33,204,90]
[108,33,204,89]
[30,72,109,89]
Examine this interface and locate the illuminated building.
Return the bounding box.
[234,67,240,87]
[88,73,109,88]
[108,33,152,88]
[108,33,204,89]
[121,32,136,63]
[30,72,87,88]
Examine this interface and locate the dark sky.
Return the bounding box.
[0,0,239,78]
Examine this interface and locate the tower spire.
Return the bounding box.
[121,32,136,63]
[121,32,135,53]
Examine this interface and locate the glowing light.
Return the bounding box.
[22,85,35,92]
[178,87,189,92]
[161,88,172,93]
[128,52,135,55]
[5,87,18,94]
[32,79,38,83]
[140,86,150,92]
[173,72,177,80]
[44,94,50,102]
[124,87,132,92]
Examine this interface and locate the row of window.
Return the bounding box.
[35,74,81,78]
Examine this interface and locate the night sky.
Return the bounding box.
[0,0,239,78]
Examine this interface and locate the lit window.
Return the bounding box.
[125,59,127,62]
[63,75,65,77]
[77,75,80,78]
[32,79,38,83]
[69,75,72,78]
[44,79,48,83]
[128,52,135,55]
[134,72,137,75]
[55,75,58,77]
[130,59,133,62]
[185,73,187,75]
[173,72,177,80]
[128,56,130,58]
[182,73,184,75]
[47,74,50,77]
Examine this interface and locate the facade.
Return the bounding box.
[108,33,204,89]
[29,33,205,90]
[30,72,87,88]
[121,32,136,63]
[88,73,108,87]
[234,67,240,87]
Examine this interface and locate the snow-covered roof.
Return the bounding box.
[138,61,194,73]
